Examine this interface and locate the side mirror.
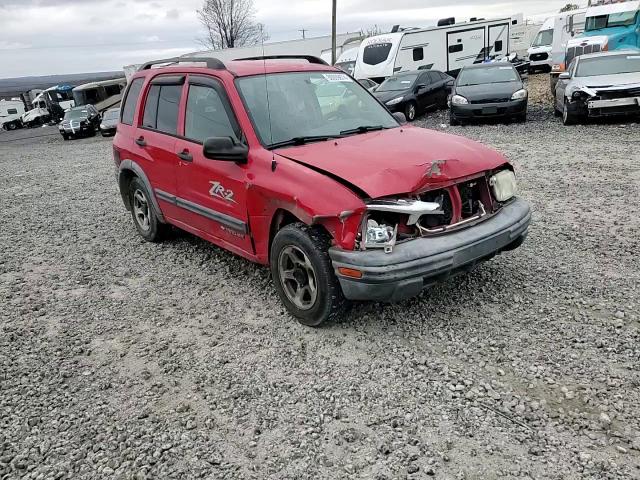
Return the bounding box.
[559,72,571,80]
[203,136,248,163]
[392,111,407,124]
[415,83,427,92]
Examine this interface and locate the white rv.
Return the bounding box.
[0,99,25,130]
[528,10,586,73]
[354,16,521,81]
[334,47,360,75]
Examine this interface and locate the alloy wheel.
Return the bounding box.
[132,189,151,232]
[278,245,318,310]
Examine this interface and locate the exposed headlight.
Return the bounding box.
[386,96,404,106]
[511,89,527,101]
[451,95,468,105]
[489,170,518,202]
[364,219,397,253]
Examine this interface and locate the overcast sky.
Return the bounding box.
[0,0,578,78]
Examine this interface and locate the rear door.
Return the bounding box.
[447,27,486,73]
[134,74,185,220]
[174,74,253,254]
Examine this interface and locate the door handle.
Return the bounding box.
[135,136,146,147]
[177,150,193,162]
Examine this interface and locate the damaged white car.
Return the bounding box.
[554,50,640,125]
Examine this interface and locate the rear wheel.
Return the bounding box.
[128,177,167,243]
[449,113,460,126]
[62,133,69,140]
[270,223,347,327]
[404,101,417,122]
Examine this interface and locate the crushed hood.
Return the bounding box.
[274,127,509,199]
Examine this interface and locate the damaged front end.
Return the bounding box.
[356,168,518,253]
[570,83,640,117]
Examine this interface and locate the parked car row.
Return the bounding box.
[57,105,120,139]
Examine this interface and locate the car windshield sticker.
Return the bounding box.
[401,80,412,84]
[499,67,512,70]
[322,73,352,83]
[627,55,640,59]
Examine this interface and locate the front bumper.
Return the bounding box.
[451,98,527,120]
[588,96,640,117]
[329,198,531,302]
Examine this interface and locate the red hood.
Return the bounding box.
[274,127,509,198]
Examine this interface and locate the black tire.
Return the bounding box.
[7,122,17,131]
[449,113,460,126]
[562,99,580,126]
[128,177,167,243]
[62,133,69,141]
[404,101,417,122]
[270,223,347,327]
[516,112,527,123]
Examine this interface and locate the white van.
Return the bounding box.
[354,16,520,81]
[0,99,25,130]
[528,10,586,73]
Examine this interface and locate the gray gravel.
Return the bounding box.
[1,78,640,479]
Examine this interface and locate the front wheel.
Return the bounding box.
[270,223,347,327]
[562,99,580,125]
[404,101,417,122]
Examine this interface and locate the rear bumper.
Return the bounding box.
[329,198,531,302]
[451,98,527,119]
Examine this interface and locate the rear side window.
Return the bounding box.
[413,47,424,61]
[142,84,182,135]
[121,78,144,125]
[185,84,239,143]
[449,44,463,54]
[363,43,392,65]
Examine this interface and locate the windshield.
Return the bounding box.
[532,29,553,47]
[457,66,519,86]
[376,74,419,92]
[236,71,397,148]
[103,109,119,120]
[64,109,88,120]
[576,54,640,76]
[586,11,638,31]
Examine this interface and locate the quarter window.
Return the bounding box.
[185,85,239,143]
[121,77,144,125]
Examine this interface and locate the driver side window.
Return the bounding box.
[185,84,239,144]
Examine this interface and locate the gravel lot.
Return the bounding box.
[1,75,639,479]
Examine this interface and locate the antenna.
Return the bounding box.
[259,25,276,171]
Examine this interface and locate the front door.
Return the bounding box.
[174,75,253,255]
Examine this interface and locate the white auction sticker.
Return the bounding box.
[322,73,353,82]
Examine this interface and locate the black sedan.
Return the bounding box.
[99,107,120,136]
[374,70,453,121]
[449,63,528,126]
[58,105,101,140]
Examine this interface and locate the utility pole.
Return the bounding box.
[331,0,337,65]
[299,29,307,39]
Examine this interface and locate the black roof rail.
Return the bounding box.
[138,56,226,71]
[234,55,329,65]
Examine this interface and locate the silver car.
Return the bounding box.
[554,50,640,125]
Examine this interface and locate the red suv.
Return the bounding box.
[113,55,531,326]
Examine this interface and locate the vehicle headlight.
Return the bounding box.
[100,124,105,129]
[58,125,64,130]
[511,89,527,101]
[364,219,397,253]
[451,95,468,105]
[489,170,518,202]
[386,96,404,106]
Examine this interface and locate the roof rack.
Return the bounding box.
[234,55,329,65]
[138,56,226,71]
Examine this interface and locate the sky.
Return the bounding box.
[0,0,580,78]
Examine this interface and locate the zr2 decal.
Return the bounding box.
[209,181,236,203]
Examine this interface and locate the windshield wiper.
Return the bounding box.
[269,135,342,149]
[340,125,386,136]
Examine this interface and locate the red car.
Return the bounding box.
[113,56,531,326]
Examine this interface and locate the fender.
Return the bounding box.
[118,159,166,223]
